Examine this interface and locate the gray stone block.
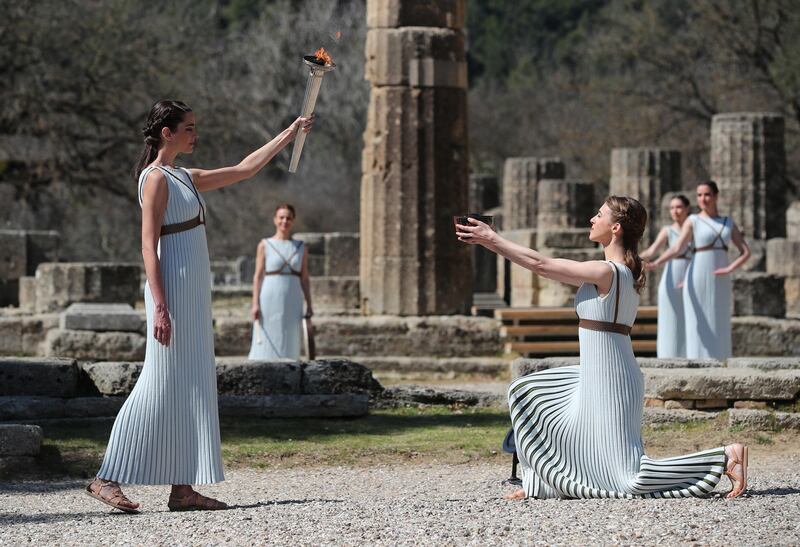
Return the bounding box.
[537,179,595,229]
[311,276,360,313]
[24,230,59,275]
[0,230,26,280]
[375,385,502,408]
[367,0,465,29]
[728,408,800,430]
[766,239,800,276]
[301,359,382,395]
[511,357,578,378]
[59,303,146,333]
[536,229,593,249]
[216,358,302,395]
[218,394,369,418]
[18,276,37,312]
[43,329,146,361]
[502,158,564,230]
[644,368,800,400]
[732,316,800,356]
[636,358,724,368]
[80,361,143,396]
[0,314,58,357]
[324,233,359,277]
[788,201,800,240]
[0,424,42,456]
[0,357,79,397]
[737,238,766,272]
[34,262,141,313]
[726,357,800,370]
[642,408,719,426]
[732,273,786,317]
[0,396,125,420]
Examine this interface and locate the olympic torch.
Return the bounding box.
[288,48,336,173]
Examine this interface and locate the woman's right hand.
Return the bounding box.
[251,304,260,321]
[289,114,315,139]
[153,303,172,346]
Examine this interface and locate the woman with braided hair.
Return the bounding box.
[456,196,748,500]
[86,100,314,513]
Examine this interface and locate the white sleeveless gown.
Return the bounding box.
[509,262,726,499]
[656,227,691,357]
[97,166,224,485]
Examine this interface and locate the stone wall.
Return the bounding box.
[0,230,59,307]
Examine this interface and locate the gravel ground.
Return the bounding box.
[1,456,798,546]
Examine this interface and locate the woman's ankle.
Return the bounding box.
[170,484,193,496]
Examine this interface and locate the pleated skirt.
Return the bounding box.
[248,275,303,360]
[97,227,224,485]
[656,258,689,358]
[509,328,726,499]
[684,250,732,360]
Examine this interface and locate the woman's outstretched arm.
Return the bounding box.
[140,170,172,346]
[189,115,314,192]
[714,222,751,275]
[639,227,669,261]
[456,218,614,293]
[648,219,693,270]
[251,241,266,321]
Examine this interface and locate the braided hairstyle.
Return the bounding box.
[605,195,648,293]
[132,100,192,181]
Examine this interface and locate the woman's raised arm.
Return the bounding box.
[715,222,751,276]
[189,115,314,192]
[639,227,669,261]
[649,219,693,270]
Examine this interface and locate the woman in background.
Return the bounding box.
[649,181,750,360]
[640,195,692,357]
[248,204,312,360]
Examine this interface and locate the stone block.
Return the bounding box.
[0,314,58,356]
[737,238,767,272]
[786,277,800,317]
[216,358,301,396]
[733,400,768,410]
[34,262,141,313]
[0,424,42,456]
[80,361,143,396]
[0,357,79,397]
[728,408,800,430]
[664,399,695,410]
[324,233,359,277]
[24,230,59,275]
[644,398,665,407]
[766,239,800,276]
[43,329,146,361]
[636,358,724,369]
[218,394,369,418]
[365,28,467,88]
[18,276,37,312]
[727,357,800,371]
[732,273,785,317]
[711,113,786,240]
[536,179,595,229]
[732,316,800,356]
[375,385,502,408]
[59,303,146,333]
[502,158,564,230]
[695,398,727,409]
[311,276,360,313]
[0,230,26,280]
[367,0,465,29]
[360,86,471,315]
[0,396,125,420]
[511,357,579,378]
[644,368,800,400]
[642,408,719,426]
[609,148,681,244]
[536,229,593,250]
[301,359,382,395]
[787,200,800,240]
[353,356,508,375]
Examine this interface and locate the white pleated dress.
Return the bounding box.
[248,238,305,360]
[683,215,733,360]
[656,227,691,358]
[509,261,726,499]
[97,166,224,485]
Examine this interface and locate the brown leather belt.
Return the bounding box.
[693,243,728,253]
[264,271,301,277]
[160,214,205,236]
[578,319,632,336]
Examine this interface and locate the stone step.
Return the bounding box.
[59,303,145,333]
[0,357,82,397]
[728,408,800,430]
[345,355,509,375]
[0,424,42,456]
[727,357,800,371]
[511,357,725,377]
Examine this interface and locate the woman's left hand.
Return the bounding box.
[456,218,495,246]
[713,267,730,276]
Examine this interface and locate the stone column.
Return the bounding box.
[469,174,499,294]
[609,148,681,244]
[360,0,470,315]
[537,179,595,229]
[502,157,564,230]
[710,113,786,240]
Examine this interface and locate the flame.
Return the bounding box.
[313,47,333,66]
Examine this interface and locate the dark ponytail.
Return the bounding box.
[605,195,648,293]
[132,100,192,181]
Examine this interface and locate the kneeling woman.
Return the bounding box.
[456,196,747,500]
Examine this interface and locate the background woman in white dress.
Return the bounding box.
[249,203,312,360]
[640,195,692,357]
[649,181,751,360]
[85,100,313,513]
[456,196,748,500]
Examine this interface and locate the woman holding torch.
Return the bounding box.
[85,100,313,513]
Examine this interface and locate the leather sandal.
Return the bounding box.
[167,491,228,512]
[85,478,140,514]
[724,444,749,499]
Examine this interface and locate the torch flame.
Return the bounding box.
[313,47,333,66]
